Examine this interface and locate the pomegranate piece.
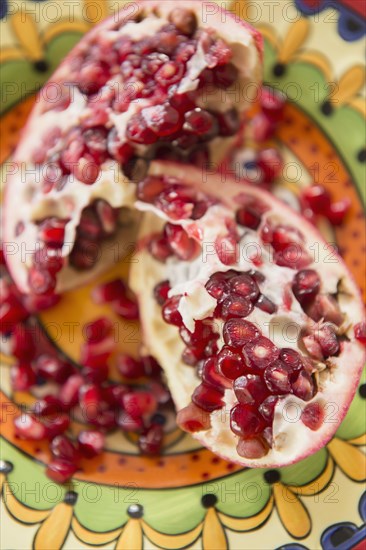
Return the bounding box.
[264,362,291,394]
[230,404,265,438]
[46,459,77,484]
[354,322,366,346]
[79,383,101,421]
[154,280,171,305]
[82,363,109,384]
[237,436,268,459]
[14,414,46,440]
[138,424,163,455]
[10,362,36,391]
[32,395,63,416]
[177,402,211,433]
[156,186,195,220]
[252,113,275,142]
[162,295,183,326]
[122,391,157,418]
[303,323,339,360]
[217,346,245,380]
[192,383,224,412]
[51,435,79,463]
[117,354,145,379]
[279,348,302,371]
[292,269,321,305]
[223,319,260,348]
[257,148,283,183]
[243,337,279,369]
[205,274,230,300]
[234,374,268,405]
[137,176,166,203]
[126,114,157,145]
[78,430,105,458]
[302,185,331,215]
[221,293,254,320]
[301,402,325,431]
[118,411,144,432]
[217,109,241,137]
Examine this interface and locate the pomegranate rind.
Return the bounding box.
[3,0,262,295]
[131,161,366,468]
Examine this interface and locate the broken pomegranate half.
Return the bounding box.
[3,1,262,296]
[131,161,366,467]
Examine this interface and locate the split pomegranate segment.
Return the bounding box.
[132,162,365,467]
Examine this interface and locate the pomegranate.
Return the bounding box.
[131,161,365,467]
[2,1,262,296]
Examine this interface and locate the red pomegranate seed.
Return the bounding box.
[292,370,315,401]
[11,362,36,391]
[206,38,232,67]
[279,348,302,371]
[165,224,199,260]
[237,436,268,458]
[107,128,133,163]
[137,176,166,203]
[142,104,182,137]
[35,355,72,383]
[155,61,184,87]
[201,357,230,389]
[32,395,63,416]
[264,362,291,394]
[205,276,230,300]
[236,205,262,229]
[301,402,324,431]
[154,280,171,305]
[33,247,63,275]
[78,208,103,241]
[316,323,339,358]
[223,319,260,348]
[259,395,278,423]
[126,114,157,145]
[252,113,275,142]
[180,321,213,347]
[39,218,67,249]
[83,126,108,163]
[215,234,238,265]
[305,294,344,326]
[79,383,101,421]
[78,430,105,458]
[103,384,128,407]
[217,108,241,137]
[79,60,110,95]
[230,404,265,437]
[91,409,117,431]
[142,356,162,378]
[230,274,260,302]
[162,295,183,326]
[80,336,115,367]
[92,279,126,304]
[46,459,77,484]
[257,148,283,183]
[184,108,218,138]
[292,269,321,305]
[270,225,304,252]
[274,245,312,270]
[138,424,163,455]
[14,414,46,440]
[28,266,56,296]
[10,325,36,360]
[51,435,79,463]
[217,346,245,380]
[260,86,286,121]
[95,200,118,235]
[23,293,61,313]
[255,294,278,314]
[112,294,139,320]
[82,363,109,384]
[243,336,279,369]
[122,391,157,418]
[192,383,224,412]
[326,199,351,226]
[59,374,84,409]
[149,234,173,262]
[213,63,238,88]
[84,317,113,344]
[177,402,211,432]
[234,374,268,405]
[169,7,197,35]
[117,354,144,379]
[221,293,253,320]
[302,185,331,214]
[43,414,70,439]
[354,322,366,345]
[118,411,144,432]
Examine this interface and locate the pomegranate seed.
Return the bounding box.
[201,357,230,389]
[103,384,128,407]
[33,247,64,275]
[264,362,291,394]
[236,205,262,229]
[302,334,323,360]
[292,370,315,401]
[213,63,238,88]
[83,126,108,163]
[206,38,232,67]
[149,234,173,262]
[252,113,275,142]
[155,185,196,220]
[112,295,139,320]
[217,108,241,137]
[354,322,366,345]
[11,362,36,391]
[10,325,36,360]
[215,234,238,265]
[180,321,213,347]
[23,293,61,313]
[305,294,344,326]
[35,355,72,383]
[162,295,183,326]
[270,225,304,252]
[223,319,260,348]
[141,52,168,75]
[142,104,182,137]
[237,436,268,458]
[316,323,340,358]
[274,246,312,270]
[301,402,324,431]
[51,435,79,463]
[139,424,163,455]
[59,374,84,409]
[122,392,157,418]
[230,274,260,302]
[91,410,117,431]
[32,395,63,416]
[169,7,197,35]
[243,336,279,369]
[118,411,144,432]
[155,61,184,87]
[80,336,115,367]
[78,430,104,458]
[205,276,229,300]
[326,199,351,226]
[95,200,118,235]
[217,346,245,380]
[82,363,109,384]
[92,279,126,304]
[165,223,199,260]
[79,383,101,421]
[234,374,268,405]
[126,114,157,145]
[142,356,162,378]
[192,383,224,412]
[28,266,56,296]
[84,317,113,344]
[137,176,166,203]
[154,280,171,305]
[107,128,133,163]
[39,218,67,248]
[292,269,321,305]
[221,293,253,319]
[259,395,278,423]
[279,348,302,371]
[14,414,46,440]
[177,402,211,432]
[117,354,144,379]
[230,404,265,437]
[255,294,278,314]
[260,86,286,121]
[184,109,218,139]
[302,185,331,214]
[257,148,283,183]
[46,459,77,483]
[43,414,70,439]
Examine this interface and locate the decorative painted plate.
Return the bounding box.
[0,1,365,549]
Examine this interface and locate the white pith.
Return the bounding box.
[130,161,366,468]
[3,0,261,295]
